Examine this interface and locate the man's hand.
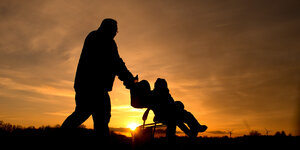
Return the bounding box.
[124,75,138,89]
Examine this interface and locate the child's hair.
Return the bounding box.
[139,80,151,94]
[174,101,185,110]
[154,78,169,92]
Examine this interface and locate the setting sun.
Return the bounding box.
[128,123,139,131]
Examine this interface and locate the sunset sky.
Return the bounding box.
[0,0,299,137]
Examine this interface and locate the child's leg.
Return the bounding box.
[177,122,192,137]
[166,121,176,143]
[184,111,207,133]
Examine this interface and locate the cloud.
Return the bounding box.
[44,111,70,117]
[0,0,299,135]
[207,130,228,135]
[112,105,145,113]
[0,76,74,98]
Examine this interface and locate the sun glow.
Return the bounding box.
[128,123,139,131]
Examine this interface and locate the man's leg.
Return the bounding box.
[61,106,91,129]
[61,93,91,129]
[92,92,111,138]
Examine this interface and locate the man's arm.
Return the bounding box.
[116,58,135,89]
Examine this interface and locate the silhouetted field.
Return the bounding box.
[0,121,298,149]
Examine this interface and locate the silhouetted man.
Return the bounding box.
[61,18,135,138]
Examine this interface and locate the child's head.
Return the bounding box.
[174,101,185,110]
[139,80,151,94]
[154,78,169,92]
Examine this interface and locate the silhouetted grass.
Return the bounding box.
[0,121,298,149]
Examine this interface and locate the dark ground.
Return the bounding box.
[1,134,299,150]
[0,122,299,149]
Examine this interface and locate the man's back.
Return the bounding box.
[74,30,120,92]
[62,18,135,138]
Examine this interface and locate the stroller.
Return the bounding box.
[130,78,207,140]
[130,79,167,141]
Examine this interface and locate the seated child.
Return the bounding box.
[174,101,207,137]
[149,78,207,138]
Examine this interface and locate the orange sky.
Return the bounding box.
[0,0,299,137]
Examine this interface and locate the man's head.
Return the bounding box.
[98,18,118,38]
